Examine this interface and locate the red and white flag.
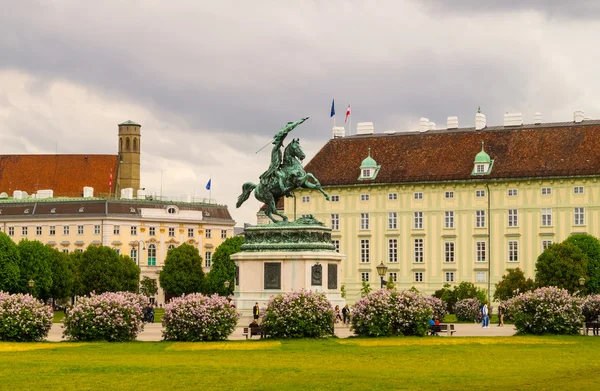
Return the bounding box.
[345,104,351,123]
[109,172,113,188]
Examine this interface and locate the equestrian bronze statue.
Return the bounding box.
[236,117,330,223]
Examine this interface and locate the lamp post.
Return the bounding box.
[27,279,35,296]
[135,240,146,265]
[376,262,388,289]
[224,280,231,296]
[579,277,586,295]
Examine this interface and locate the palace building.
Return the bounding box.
[287,110,600,302]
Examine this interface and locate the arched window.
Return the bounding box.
[147,244,156,266]
[133,138,138,152]
[130,248,137,265]
[168,244,176,250]
[125,137,131,151]
[119,137,123,151]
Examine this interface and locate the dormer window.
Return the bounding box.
[166,205,179,214]
[362,169,372,178]
[472,142,494,176]
[358,147,381,181]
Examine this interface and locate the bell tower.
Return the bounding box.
[117,120,141,194]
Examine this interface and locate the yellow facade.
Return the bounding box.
[288,178,598,302]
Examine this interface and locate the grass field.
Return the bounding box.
[0,336,598,391]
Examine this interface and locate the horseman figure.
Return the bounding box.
[236,118,330,223]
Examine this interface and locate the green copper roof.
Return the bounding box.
[474,141,491,163]
[119,120,141,126]
[360,148,378,168]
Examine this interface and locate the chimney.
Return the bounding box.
[332,126,345,139]
[534,112,542,125]
[419,118,429,132]
[356,122,374,135]
[504,112,523,127]
[475,112,486,131]
[447,116,459,129]
[574,110,585,123]
[428,121,436,131]
[83,186,94,198]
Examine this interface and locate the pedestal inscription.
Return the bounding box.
[328,263,337,289]
[311,264,322,286]
[264,262,281,289]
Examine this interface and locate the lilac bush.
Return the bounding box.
[582,294,600,321]
[0,292,53,342]
[510,286,583,335]
[351,289,432,337]
[63,292,147,342]
[454,298,481,322]
[262,289,334,338]
[424,295,448,320]
[162,293,239,341]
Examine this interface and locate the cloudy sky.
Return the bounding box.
[2,0,600,226]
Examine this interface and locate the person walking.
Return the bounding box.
[498,304,505,327]
[252,302,260,322]
[342,305,350,325]
[482,302,489,328]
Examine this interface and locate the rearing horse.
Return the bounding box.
[236,138,330,223]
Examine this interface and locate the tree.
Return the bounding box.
[68,251,85,300]
[48,248,74,304]
[493,268,535,301]
[120,255,141,293]
[535,243,587,293]
[159,243,204,297]
[0,232,20,293]
[80,246,128,295]
[433,282,487,313]
[140,276,158,298]
[360,280,372,297]
[16,239,53,299]
[203,236,243,296]
[563,234,600,294]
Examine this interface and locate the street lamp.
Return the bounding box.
[579,277,586,287]
[224,280,231,289]
[27,279,35,295]
[134,240,146,265]
[376,262,388,289]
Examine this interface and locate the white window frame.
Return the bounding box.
[389,272,398,282]
[574,186,584,194]
[131,226,137,236]
[63,226,70,235]
[445,191,454,199]
[301,196,310,203]
[360,239,370,263]
[49,226,55,236]
[414,192,423,200]
[22,226,28,236]
[508,209,518,227]
[541,187,552,195]
[388,212,397,229]
[388,193,398,200]
[444,211,454,229]
[113,225,120,235]
[476,164,485,173]
[445,241,455,263]
[388,239,398,263]
[94,225,101,235]
[542,240,553,251]
[414,238,424,263]
[330,195,340,202]
[476,210,486,228]
[508,189,518,197]
[205,251,212,268]
[476,272,487,283]
[147,244,157,266]
[414,272,423,282]
[330,214,340,231]
[36,226,42,236]
[168,227,175,237]
[77,225,84,235]
[574,207,585,226]
[8,227,14,236]
[362,169,371,178]
[361,272,370,282]
[414,211,423,229]
[188,228,194,238]
[360,213,370,230]
[476,190,485,198]
[445,272,455,283]
[541,208,552,226]
[508,240,519,262]
[221,230,227,239]
[130,248,138,265]
[332,239,340,253]
[149,227,156,236]
[360,194,370,201]
[476,241,486,263]
[205,229,212,239]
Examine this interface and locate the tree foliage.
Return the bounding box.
[16,240,53,299]
[0,232,20,293]
[433,282,487,313]
[563,234,600,294]
[48,248,74,301]
[120,255,141,293]
[204,236,243,296]
[535,243,587,294]
[360,280,372,297]
[68,251,85,298]
[139,276,158,298]
[493,268,535,301]
[80,246,140,295]
[159,243,204,297]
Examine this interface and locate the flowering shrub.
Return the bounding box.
[510,286,583,335]
[582,294,600,321]
[423,296,447,320]
[454,298,482,322]
[261,289,334,338]
[0,292,53,342]
[351,289,432,337]
[63,292,147,342]
[162,293,239,341]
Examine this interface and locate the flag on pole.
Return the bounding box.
[205,178,211,190]
[109,172,113,188]
[345,104,351,123]
[330,99,335,118]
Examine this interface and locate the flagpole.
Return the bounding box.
[349,102,352,136]
[209,175,212,204]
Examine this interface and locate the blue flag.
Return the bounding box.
[206,179,211,190]
[330,99,335,117]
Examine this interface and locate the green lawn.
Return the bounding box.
[54,309,165,323]
[0,336,598,390]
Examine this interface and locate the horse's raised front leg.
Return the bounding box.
[301,173,330,201]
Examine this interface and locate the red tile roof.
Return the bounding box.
[0,154,118,197]
[304,121,600,186]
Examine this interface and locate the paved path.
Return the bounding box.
[46,322,517,342]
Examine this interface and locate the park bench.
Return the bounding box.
[429,324,456,336]
[583,322,599,335]
[242,326,265,339]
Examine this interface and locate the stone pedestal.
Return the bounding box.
[231,217,345,313]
